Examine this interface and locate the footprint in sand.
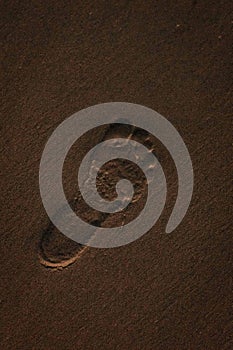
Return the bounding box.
[38,123,156,269]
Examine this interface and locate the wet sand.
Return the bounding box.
[1,1,232,349]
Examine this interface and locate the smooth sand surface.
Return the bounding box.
[1,1,232,349]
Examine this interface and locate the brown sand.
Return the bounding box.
[1,1,232,349]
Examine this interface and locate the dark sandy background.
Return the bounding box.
[1,1,232,349]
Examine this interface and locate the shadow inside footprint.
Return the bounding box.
[38,222,87,269]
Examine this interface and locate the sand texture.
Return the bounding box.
[1,1,232,349]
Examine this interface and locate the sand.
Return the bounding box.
[1,1,232,349]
